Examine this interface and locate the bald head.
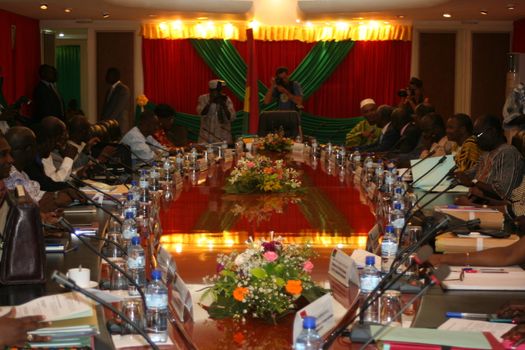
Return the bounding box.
[138,110,159,137]
[68,115,91,144]
[34,116,67,157]
[5,127,36,171]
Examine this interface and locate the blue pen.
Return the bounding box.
[445,312,493,320]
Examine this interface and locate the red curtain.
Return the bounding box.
[142,38,411,119]
[0,10,40,107]
[513,18,525,53]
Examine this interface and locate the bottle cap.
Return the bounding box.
[395,187,402,194]
[151,269,162,280]
[130,180,137,186]
[302,316,316,329]
[385,224,394,233]
[125,211,134,219]
[394,202,402,210]
[131,236,140,245]
[365,256,375,266]
[127,193,133,200]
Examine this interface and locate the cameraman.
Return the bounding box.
[398,77,425,114]
[263,67,303,110]
[196,79,236,144]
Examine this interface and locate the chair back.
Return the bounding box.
[258,111,300,138]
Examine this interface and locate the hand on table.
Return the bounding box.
[498,302,525,320]
[0,308,51,347]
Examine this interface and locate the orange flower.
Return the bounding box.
[285,280,302,295]
[233,331,245,345]
[233,287,249,301]
[263,167,274,174]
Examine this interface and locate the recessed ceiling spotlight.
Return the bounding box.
[443,13,452,18]
[102,11,110,19]
[507,4,515,10]
[480,10,488,15]
[40,3,48,10]
[196,16,208,20]
[58,33,65,37]
[396,15,405,19]
[64,8,72,13]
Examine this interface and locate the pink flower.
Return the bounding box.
[303,260,314,273]
[246,161,255,168]
[263,251,278,262]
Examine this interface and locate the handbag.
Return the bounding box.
[0,186,46,285]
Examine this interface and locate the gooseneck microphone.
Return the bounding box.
[145,141,170,154]
[70,173,123,207]
[65,181,123,225]
[399,149,436,179]
[76,233,128,257]
[357,265,451,350]
[411,154,447,187]
[51,271,159,350]
[59,217,146,310]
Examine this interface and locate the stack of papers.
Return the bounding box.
[438,318,514,342]
[442,265,525,291]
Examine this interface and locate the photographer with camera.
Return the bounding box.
[263,67,303,111]
[197,79,236,144]
[398,77,425,114]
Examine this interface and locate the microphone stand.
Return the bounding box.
[411,155,447,187]
[108,156,135,174]
[357,265,451,350]
[70,174,123,207]
[59,218,147,311]
[146,141,170,154]
[51,271,159,350]
[86,155,121,184]
[77,233,128,257]
[65,181,123,225]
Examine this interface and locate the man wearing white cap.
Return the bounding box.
[196,79,236,144]
[345,98,381,147]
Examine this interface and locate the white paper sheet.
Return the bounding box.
[438,318,514,341]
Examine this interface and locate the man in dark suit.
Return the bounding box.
[32,64,65,122]
[101,67,130,135]
[359,105,399,152]
[390,107,421,154]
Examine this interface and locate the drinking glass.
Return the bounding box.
[110,261,128,290]
[121,299,145,334]
[380,290,402,327]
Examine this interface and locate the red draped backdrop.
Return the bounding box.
[513,18,525,53]
[0,10,40,107]
[142,38,411,119]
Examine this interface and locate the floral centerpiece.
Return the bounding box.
[224,155,302,194]
[201,237,327,324]
[229,195,301,225]
[259,132,294,153]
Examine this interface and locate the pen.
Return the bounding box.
[489,318,516,324]
[445,312,494,320]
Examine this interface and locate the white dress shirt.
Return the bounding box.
[121,126,165,163]
[43,154,74,182]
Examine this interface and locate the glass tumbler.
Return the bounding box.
[380,290,402,327]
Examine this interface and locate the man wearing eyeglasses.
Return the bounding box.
[455,114,524,204]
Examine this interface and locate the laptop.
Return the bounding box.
[410,155,469,193]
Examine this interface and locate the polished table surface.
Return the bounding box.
[158,155,378,349]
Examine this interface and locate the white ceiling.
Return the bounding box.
[0,0,523,22]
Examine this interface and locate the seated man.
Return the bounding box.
[346,98,381,148]
[121,110,164,166]
[38,116,80,182]
[5,126,79,213]
[446,113,480,172]
[456,114,524,203]
[389,107,421,154]
[419,112,457,158]
[359,105,399,152]
[153,104,188,148]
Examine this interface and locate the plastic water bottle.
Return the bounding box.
[381,224,398,274]
[162,157,173,182]
[129,180,140,202]
[127,236,146,296]
[146,270,168,343]
[122,212,138,248]
[123,193,137,219]
[139,169,149,190]
[175,150,184,173]
[392,188,405,211]
[294,316,322,350]
[374,159,384,185]
[384,169,395,194]
[352,150,361,171]
[360,256,381,323]
[149,162,161,192]
[391,202,405,238]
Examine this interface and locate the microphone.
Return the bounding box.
[356,264,451,349]
[145,141,170,154]
[76,233,128,257]
[59,217,147,309]
[86,154,125,183]
[64,180,123,225]
[322,245,435,349]
[411,155,447,187]
[399,149,436,179]
[51,271,160,350]
[107,156,135,174]
[69,173,123,207]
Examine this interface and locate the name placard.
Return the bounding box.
[169,273,193,322]
[224,149,234,162]
[292,142,305,154]
[328,248,359,287]
[292,293,335,346]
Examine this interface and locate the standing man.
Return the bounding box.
[101,67,130,135]
[33,64,65,122]
[263,67,303,110]
[196,79,236,144]
[346,98,381,147]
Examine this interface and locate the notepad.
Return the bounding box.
[443,266,525,291]
[438,318,514,341]
[410,155,458,191]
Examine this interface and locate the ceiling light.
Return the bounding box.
[58,33,64,37]
[196,16,208,20]
[396,15,405,19]
[305,21,313,28]
[507,4,515,10]
[443,13,452,18]
[102,11,110,19]
[64,8,72,13]
[296,19,301,23]
[480,10,488,15]
[40,3,48,10]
